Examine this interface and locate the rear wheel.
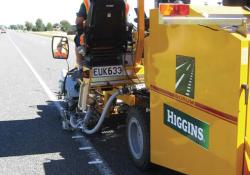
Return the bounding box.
[127,107,150,170]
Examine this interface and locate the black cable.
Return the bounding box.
[198,25,220,31]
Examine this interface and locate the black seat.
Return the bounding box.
[84,0,128,67]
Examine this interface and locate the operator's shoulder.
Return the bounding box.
[80,2,87,9]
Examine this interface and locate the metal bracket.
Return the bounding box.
[241,84,249,105]
[159,15,249,36]
[159,16,247,26]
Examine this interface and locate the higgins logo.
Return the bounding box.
[164,104,209,149]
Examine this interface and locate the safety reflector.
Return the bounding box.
[159,3,189,16]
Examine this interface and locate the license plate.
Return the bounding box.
[92,65,125,78]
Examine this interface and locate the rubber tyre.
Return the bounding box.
[126,107,150,170]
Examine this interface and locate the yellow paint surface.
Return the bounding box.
[144,8,250,175]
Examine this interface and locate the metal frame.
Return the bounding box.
[159,15,249,36]
[159,16,247,26]
[134,0,145,66]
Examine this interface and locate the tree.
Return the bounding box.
[32,26,37,31]
[17,24,24,30]
[60,20,71,32]
[9,25,18,30]
[46,22,53,31]
[25,21,33,31]
[35,18,45,31]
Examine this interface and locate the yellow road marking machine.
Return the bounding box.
[52,1,250,174]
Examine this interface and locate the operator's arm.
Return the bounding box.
[76,3,87,33]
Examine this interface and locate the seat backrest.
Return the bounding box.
[85,0,127,55]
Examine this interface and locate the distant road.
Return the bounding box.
[0,31,179,175]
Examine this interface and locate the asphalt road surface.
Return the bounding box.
[0,31,181,175]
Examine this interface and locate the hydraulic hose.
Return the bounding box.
[69,113,79,129]
[82,89,123,135]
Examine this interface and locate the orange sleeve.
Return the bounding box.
[125,3,130,16]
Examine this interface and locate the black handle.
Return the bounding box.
[241,84,249,105]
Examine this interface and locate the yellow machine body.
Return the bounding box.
[144,7,250,175]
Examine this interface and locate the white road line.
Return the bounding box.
[176,62,188,70]
[77,132,114,174]
[8,35,63,111]
[186,64,191,71]
[79,147,92,150]
[8,35,114,175]
[88,160,103,165]
[175,74,185,89]
[72,135,84,139]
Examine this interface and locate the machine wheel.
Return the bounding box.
[126,107,150,170]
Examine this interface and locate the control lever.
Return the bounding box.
[241,84,249,105]
[243,6,250,11]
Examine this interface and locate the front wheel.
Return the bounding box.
[126,107,150,170]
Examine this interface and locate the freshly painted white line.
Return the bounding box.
[176,62,188,70]
[8,34,114,175]
[175,74,185,89]
[186,64,191,71]
[79,147,92,150]
[88,160,103,165]
[72,135,84,139]
[77,133,114,174]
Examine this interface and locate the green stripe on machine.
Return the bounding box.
[164,104,209,149]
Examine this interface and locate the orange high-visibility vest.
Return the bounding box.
[83,0,91,14]
[80,34,85,45]
[54,51,67,58]
[125,2,129,15]
[83,0,129,15]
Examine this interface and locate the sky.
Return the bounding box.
[0,0,82,26]
[0,0,156,26]
[0,0,226,26]
[0,0,224,26]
